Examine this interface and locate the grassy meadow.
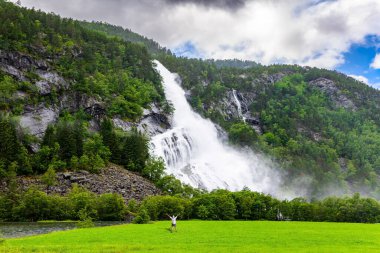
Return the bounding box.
[1,220,380,253]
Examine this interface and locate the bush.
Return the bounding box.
[12,188,50,221]
[77,209,95,228]
[141,195,190,221]
[228,122,258,146]
[192,190,236,220]
[41,167,57,191]
[96,193,126,221]
[133,207,150,224]
[68,185,98,220]
[142,157,165,183]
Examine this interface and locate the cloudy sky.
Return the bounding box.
[15,0,380,88]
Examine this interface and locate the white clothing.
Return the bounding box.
[170,216,177,225]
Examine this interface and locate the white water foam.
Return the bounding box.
[151,61,281,194]
[232,89,246,122]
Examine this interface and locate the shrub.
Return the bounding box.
[77,209,95,228]
[133,207,150,224]
[96,193,126,221]
[142,157,165,183]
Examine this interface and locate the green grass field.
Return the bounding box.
[1,221,380,253]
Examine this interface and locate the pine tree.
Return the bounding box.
[0,116,20,165]
[41,166,57,193]
[122,128,149,172]
[42,125,56,148]
[100,118,121,163]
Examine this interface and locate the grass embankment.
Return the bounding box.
[1,221,380,253]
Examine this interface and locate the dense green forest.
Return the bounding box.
[1,0,380,224]
[2,184,380,224]
[77,20,380,199]
[0,0,169,178]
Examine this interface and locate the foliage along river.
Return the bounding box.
[0,221,125,238]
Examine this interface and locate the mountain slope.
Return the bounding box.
[158,57,380,198]
[0,0,172,182]
[81,22,380,198]
[1,1,380,199]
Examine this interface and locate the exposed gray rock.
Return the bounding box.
[19,106,59,138]
[213,90,262,133]
[31,70,70,95]
[309,78,356,110]
[0,50,68,96]
[1,165,161,203]
[267,72,287,84]
[217,90,240,120]
[13,91,28,99]
[137,111,171,136]
[88,119,100,132]
[60,93,105,117]
[113,104,172,137]
[218,90,257,121]
[0,49,172,144]
[297,126,324,142]
[214,124,228,142]
[84,103,106,119]
[0,64,26,81]
[0,50,49,71]
[36,70,69,90]
[113,118,133,132]
[35,80,51,95]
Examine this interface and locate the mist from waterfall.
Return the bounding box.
[151,61,283,196]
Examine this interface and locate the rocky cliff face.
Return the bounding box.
[195,70,359,137]
[1,50,171,142]
[201,72,288,135]
[0,49,173,201]
[113,103,172,136]
[221,89,262,133]
[308,78,357,110]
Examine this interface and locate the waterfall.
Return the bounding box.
[232,89,246,122]
[151,61,280,193]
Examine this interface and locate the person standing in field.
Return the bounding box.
[167,214,178,232]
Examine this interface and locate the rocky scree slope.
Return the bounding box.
[0,164,160,202]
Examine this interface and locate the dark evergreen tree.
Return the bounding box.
[0,116,20,166]
[100,118,121,164]
[121,128,149,172]
[42,125,56,148]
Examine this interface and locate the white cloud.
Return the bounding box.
[348,74,369,84]
[370,54,380,69]
[349,74,380,90]
[17,0,380,69]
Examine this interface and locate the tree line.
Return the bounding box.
[157,54,380,199]
[1,184,380,224]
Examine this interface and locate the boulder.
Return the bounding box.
[19,105,59,138]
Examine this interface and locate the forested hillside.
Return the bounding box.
[1,0,380,225]
[158,57,380,198]
[81,22,380,199]
[0,0,173,185]
[1,0,380,200]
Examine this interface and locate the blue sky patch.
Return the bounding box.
[173,41,204,59]
[337,35,380,88]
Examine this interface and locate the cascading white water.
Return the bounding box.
[232,89,246,122]
[151,61,280,193]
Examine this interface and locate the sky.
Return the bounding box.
[14,0,380,89]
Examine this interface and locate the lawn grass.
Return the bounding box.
[1,220,380,252]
